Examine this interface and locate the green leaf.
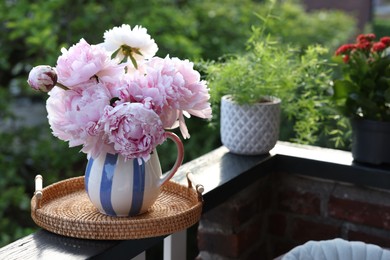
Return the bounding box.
[129,55,138,69]
[133,48,143,56]
[384,88,390,102]
[253,12,266,22]
[332,80,356,99]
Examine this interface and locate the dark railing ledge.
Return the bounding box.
[272,141,354,165]
[273,141,390,191]
[1,142,390,259]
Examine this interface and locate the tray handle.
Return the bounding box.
[34,175,43,209]
[186,172,204,202]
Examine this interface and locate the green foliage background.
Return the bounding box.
[0,0,371,248]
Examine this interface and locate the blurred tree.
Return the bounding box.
[0,0,356,246]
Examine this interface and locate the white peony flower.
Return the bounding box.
[101,24,158,68]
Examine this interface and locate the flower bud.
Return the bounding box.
[27,65,58,92]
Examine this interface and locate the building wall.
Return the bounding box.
[197,172,390,259]
[301,0,373,31]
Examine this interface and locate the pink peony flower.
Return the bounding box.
[27,65,57,92]
[56,39,125,88]
[119,67,168,113]
[30,24,212,160]
[46,81,115,157]
[166,57,212,117]
[147,56,212,137]
[118,56,212,138]
[99,102,166,161]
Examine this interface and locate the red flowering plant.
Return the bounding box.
[332,33,390,121]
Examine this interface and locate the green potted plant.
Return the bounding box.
[332,33,390,164]
[207,37,298,155]
[207,32,334,155]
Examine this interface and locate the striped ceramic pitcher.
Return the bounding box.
[84,132,184,217]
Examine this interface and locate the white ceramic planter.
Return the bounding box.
[220,95,281,155]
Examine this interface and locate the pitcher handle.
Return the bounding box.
[159,132,184,186]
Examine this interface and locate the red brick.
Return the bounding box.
[201,192,262,230]
[291,218,341,242]
[197,231,238,258]
[278,189,321,216]
[328,197,390,230]
[197,217,263,258]
[348,230,390,249]
[237,217,264,252]
[234,201,262,228]
[268,213,287,236]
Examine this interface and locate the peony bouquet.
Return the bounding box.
[27,24,212,162]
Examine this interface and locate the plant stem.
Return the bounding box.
[56,82,70,91]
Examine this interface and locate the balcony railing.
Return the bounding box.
[1,141,390,259]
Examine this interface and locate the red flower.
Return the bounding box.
[357,33,376,43]
[372,42,387,52]
[343,55,350,63]
[380,36,390,46]
[335,44,355,56]
[356,41,371,51]
[333,32,390,121]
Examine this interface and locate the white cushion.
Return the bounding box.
[282,238,390,260]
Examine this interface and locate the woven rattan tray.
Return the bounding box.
[31,174,203,240]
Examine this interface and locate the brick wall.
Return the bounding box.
[197,176,271,260]
[196,172,390,259]
[301,0,373,31]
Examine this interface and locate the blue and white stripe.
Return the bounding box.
[85,152,161,216]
